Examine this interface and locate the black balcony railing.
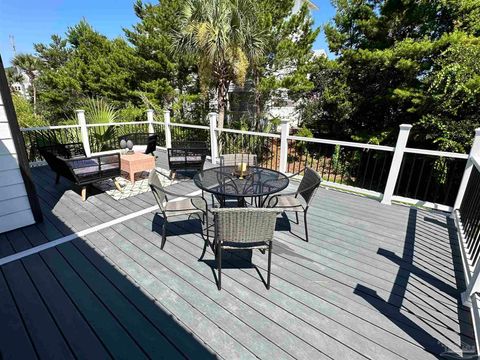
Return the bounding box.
[170,125,210,149]
[217,131,280,170]
[22,127,82,162]
[286,139,393,193]
[459,165,480,266]
[394,153,466,207]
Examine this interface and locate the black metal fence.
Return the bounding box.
[153,123,166,147]
[22,127,82,162]
[170,124,210,148]
[22,122,166,162]
[286,139,393,193]
[218,131,280,170]
[87,123,150,153]
[394,153,466,207]
[459,165,480,266]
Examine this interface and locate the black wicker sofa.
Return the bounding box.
[39,142,121,201]
[167,141,208,178]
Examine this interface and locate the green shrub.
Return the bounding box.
[12,94,48,128]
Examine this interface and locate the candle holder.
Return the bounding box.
[235,162,248,179]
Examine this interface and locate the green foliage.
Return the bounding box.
[12,53,41,113]
[253,0,319,130]
[5,68,24,92]
[81,97,119,124]
[12,94,48,128]
[35,20,139,123]
[117,102,146,122]
[173,0,265,128]
[303,0,480,151]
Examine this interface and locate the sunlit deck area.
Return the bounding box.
[0,155,474,359]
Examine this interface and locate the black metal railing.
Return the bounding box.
[459,165,480,266]
[287,139,393,192]
[153,123,166,147]
[394,153,466,206]
[170,125,210,149]
[217,131,280,170]
[22,127,82,162]
[87,123,150,153]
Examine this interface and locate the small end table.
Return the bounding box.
[120,152,155,184]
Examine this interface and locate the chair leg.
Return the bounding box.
[267,242,272,289]
[199,212,210,260]
[55,173,60,184]
[304,211,309,242]
[205,211,209,242]
[81,186,87,201]
[161,221,167,249]
[114,179,123,192]
[295,212,299,224]
[199,241,208,261]
[217,243,222,290]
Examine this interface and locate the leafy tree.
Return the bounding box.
[304,0,480,150]
[35,20,139,123]
[11,93,47,128]
[173,0,265,128]
[125,0,182,107]
[5,67,24,93]
[252,0,319,131]
[12,54,41,113]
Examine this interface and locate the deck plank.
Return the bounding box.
[0,164,475,359]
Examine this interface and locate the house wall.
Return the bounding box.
[0,87,35,233]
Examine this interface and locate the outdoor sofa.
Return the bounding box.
[39,142,121,201]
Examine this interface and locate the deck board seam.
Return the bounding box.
[97,225,311,360]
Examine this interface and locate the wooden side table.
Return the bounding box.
[120,153,156,184]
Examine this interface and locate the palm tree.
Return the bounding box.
[173,0,264,128]
[5,67,24,93]
[12,54,41,114]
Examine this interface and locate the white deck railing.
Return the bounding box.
[19,110,480,350]
[450,129,480,348]
[20,109,476,212]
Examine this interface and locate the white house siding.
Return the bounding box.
[0,88,35,233]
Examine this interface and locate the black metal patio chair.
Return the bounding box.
[267,167,322,242]
[148,170,209,249]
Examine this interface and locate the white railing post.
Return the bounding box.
[209,112,218,164]
[462,264,480,307]
[279,119,290,173]
[453,128,480,211]
[75,109,91,157]
[146,109,154,134]
[163,109,172,149]
[381,124,412,205]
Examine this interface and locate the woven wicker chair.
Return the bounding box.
[148,171,208,249]
[267,167,321,242]
[202,208,281,290]
[219,153,257,167]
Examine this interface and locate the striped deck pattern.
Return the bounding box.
[0,152,475,359]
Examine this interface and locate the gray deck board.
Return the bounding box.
[0,164,475,359]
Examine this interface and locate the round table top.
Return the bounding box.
[194,166,289,198]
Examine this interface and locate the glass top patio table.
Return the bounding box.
[194,166,289,206]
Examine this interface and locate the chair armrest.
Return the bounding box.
[150,183,203,199]
[287,168,306,178]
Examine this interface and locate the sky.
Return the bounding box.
[0,0,336,66]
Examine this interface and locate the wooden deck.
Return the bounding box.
[0,153,475,359]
